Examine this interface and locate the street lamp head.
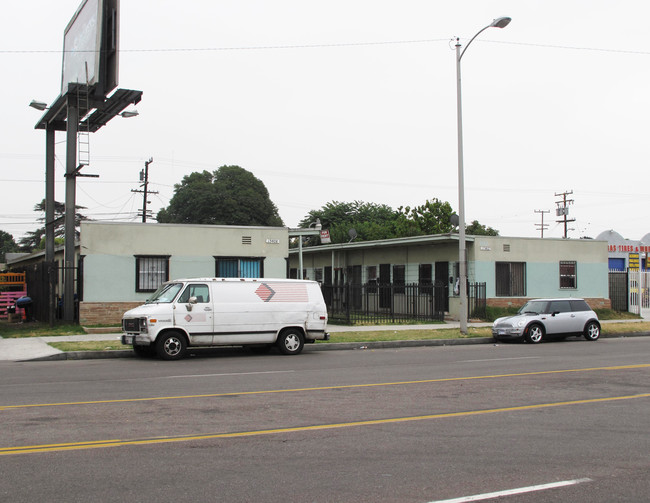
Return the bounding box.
[490,17,511,29]
[119,110,139,118]
[29,100,49,111]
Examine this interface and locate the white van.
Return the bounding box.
[121,278,329,359]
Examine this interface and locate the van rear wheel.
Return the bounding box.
[156,331,187,360]
[277,329,304,355]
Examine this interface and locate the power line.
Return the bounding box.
[1,38,649,56]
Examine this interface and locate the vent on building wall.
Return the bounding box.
[503,244,511,252]
[242,236,252,245]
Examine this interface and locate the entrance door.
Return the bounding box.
[434,262,449,313]
[379,263,391,309]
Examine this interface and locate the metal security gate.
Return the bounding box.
[628,270,650,317]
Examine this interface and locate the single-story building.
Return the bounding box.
[288,233,610,320]
[596,229,650,271]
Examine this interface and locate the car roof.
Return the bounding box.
[526,298,585,302]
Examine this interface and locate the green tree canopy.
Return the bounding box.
[297,199,498,245]
[298,201,399,246]
[0,230,19,262]
[465,220,499,236]
[157,165,284,227]
[18,200,89,252]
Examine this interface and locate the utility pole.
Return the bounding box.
[555,190,575,239]
[131,157,158,222]
[534,209,550,238]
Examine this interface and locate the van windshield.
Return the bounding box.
[146,283,183,303]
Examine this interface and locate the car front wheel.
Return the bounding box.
[525,323,544,344]
[584,321,600,341]
[156,331,187,360]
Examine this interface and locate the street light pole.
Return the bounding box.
[455,17,511,334]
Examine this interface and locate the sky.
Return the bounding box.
[1,0,649,243]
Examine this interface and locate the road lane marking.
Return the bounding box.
[1,363,648,411]
[161,370,296,379]
[427,478,592,502]
[1,394,649,456]
[457,357,541,363]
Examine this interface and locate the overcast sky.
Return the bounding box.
[2,0,649,243]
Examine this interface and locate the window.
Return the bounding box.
[495,262,526,296]
[393,265,405,294]
[215,257,263,278]
[135,255,169,292]
[560,261,577,289]
[178,284,210,303]
[367,265,378,293]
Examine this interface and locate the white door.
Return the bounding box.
[173,283,213,345]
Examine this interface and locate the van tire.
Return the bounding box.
[156,331,187,360]
[276,329,304,355]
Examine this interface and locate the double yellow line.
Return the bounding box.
[1,364,649,456]
[2,363,649,411]
[2,391,650,456]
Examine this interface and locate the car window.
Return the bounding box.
[549,300,571,313]
[177,284,210,303]
[570,299,590,312]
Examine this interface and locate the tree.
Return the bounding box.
[157,166,284,227]
[297,198,499,246]
[0,230,18,262]
[465,220,499,236]
[18,200,89,252]
[298,201,399,245]
[395,199,455,237]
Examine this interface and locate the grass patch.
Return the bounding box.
[48,341,126,352]
[0,321,84,339]
[320,327,493,343]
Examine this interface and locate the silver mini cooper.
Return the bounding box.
[492,298,600,343]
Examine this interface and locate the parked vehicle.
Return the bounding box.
[492,298,600,343]
[121,278,329,359]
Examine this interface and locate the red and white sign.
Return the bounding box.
[255,283,309,303]
[320,230,331,244]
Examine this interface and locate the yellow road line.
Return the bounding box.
[1,363,648,411]
[2,392,649,456]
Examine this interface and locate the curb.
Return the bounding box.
[26,331,650,361]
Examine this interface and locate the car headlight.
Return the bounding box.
[517,320,526,328]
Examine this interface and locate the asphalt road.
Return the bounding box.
[1,337,649,503]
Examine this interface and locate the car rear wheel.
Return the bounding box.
[276,329,304,355]
[526,323,544,344]
[584,321,600,341]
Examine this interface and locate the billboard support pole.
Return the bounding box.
[64,94,78,322]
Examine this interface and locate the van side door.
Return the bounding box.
[173,283,213,345]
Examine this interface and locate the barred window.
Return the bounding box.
[495,262,526,296]
[560,261,577,289]
[419,264,433,295]
[135,256,169,292]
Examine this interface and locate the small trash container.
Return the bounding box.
[15,296,33,322]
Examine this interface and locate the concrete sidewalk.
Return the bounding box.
[0,320,645,362]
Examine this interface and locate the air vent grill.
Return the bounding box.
[503,244,510,252]
[242,236,252,245]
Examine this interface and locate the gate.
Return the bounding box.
[628,270,650,317]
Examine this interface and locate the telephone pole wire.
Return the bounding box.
[554,190,575,239]
[131,157,158,222]
[534,209,550,238]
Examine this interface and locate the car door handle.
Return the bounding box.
[204,307,212,312]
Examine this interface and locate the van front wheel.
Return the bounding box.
[277,329,304,355]
[156,331,187,360]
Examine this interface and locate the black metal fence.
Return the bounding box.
[608,270,628,312]
[322,282,486,325]
[15,261,81,324]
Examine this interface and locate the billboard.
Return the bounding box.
[61,0,119,97]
